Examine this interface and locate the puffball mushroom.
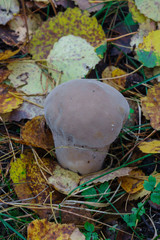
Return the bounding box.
[44,79,129,175]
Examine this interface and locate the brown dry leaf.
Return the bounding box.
[118,169,145,194]
[48,165,81,195]
[0,69,11,83]
[27,219,77,240]
[141,83,160,130]
[0,49,20,61]
[21,116,54,150]
[70,228,85,240]
[139,140,160,153]
[10,151,62,218]
[102,66,126,91]
[0,84,23,114]
[80,167,133,185]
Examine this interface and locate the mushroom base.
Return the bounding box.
[55,145,110,175]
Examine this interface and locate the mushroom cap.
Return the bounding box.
[44,79,129,149]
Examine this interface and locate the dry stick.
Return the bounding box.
[21,0,29,44]
[49,0,57,15]
[120,129,157,163]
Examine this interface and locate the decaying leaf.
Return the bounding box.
[21,116,54,150]
[102,66,126,91]
[0,69,11,83]
[48,165,81,195]
[0,84,23,114]
[137,30,160,67]
[80,167,133,185]
[135,0,160,22]
[141,83,160,130]
[139,140,160,153]
[0,0,19,25]
[118,169,145,194]
[8,62,53,95]
[10,151,62,218]
[0,49,20,61]
[128,0,146,23]
[130,19,156,47]
[47,35,100,84]
[2,95,45,122]
[29,7,105,59]
[8,14,42,42]
[27,219,79,240]
[74,0,104,12]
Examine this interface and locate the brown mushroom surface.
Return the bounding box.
[44,79,130,175]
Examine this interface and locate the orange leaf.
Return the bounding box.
[118,169,145,194]
[21,116,54,150]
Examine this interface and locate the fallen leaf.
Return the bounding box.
[0,84,23,114]
[47,35,100,84]
[29,7,105,59]
[102,66,126,91]
[48,165,81,195]
[0,0,19,25]
[138,140,160,153]
[118,169,145,194]
[80,167,133,185]
[27,219,77,240]
[8,62,53,95]
[0,69,11,83]
[141,83,160,130]
[135,0,160,22]
[137,30,160,67]
[73,0,104,12]
[10,151,62,218]
[21,116,54,150]
[128,0,146,23]
[0,49,20,61]
[8,14,42,42]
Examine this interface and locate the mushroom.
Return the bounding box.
[44,79,130,175]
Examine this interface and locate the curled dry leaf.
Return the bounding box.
[141,83,160,130]
[0,84,23,114]
[21,115,54,150]
[118,169,145,194]
[0,49,20,61]
[0,69,11,83]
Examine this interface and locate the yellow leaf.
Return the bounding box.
[118,169,145,194]
[0,49,20,61]
[139,140,160,153]
[27,219,76,240]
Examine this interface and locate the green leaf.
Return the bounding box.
[82,187,97,200]
[95,42,107,58]
[137,50,157,68]
[151,192,160,205]
[124,214,137,227]
[143,175,156,191]
[84,222,95,232]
